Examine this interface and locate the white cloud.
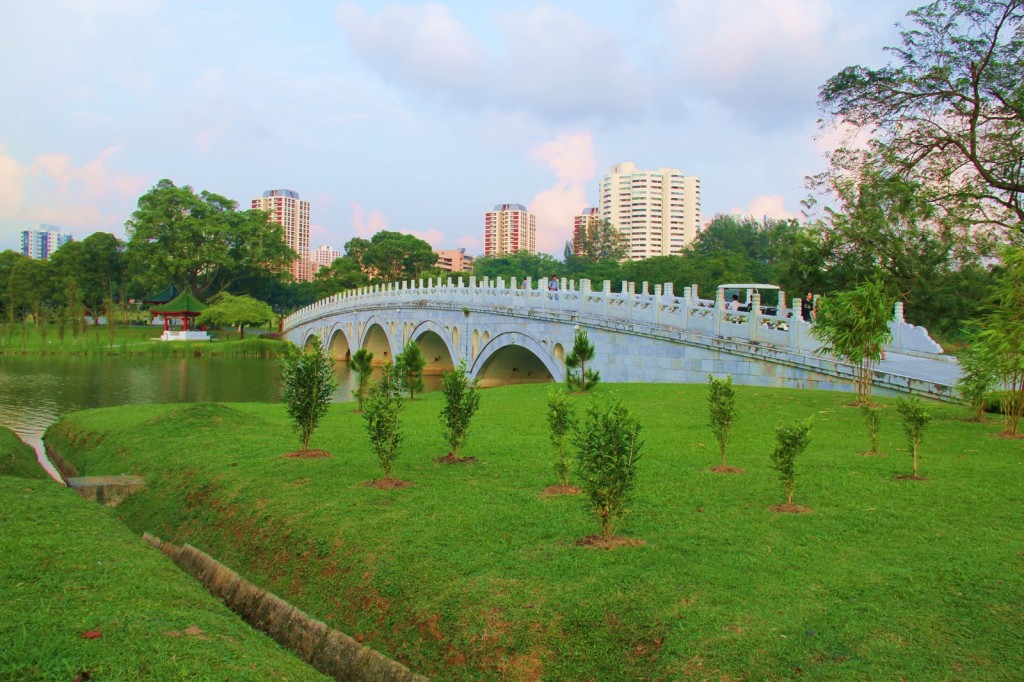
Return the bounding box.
[0,144,146,246]
[405,227,444,248]
[349,202,389,237]
[728,195,803,221]
[528,132,597,254]
[663,0,835,129]
[334,3,648,123]
[0,146,26,222]
[335,3,488,93]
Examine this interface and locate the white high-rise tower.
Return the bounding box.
[599,162,701,260]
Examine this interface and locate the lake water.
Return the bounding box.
[0,355,429,481]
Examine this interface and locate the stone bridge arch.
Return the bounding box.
[327,325,352,361]
[410,319,459,375]
[361,316,396,365]
[471,331,564,388]
[302,332,321,351]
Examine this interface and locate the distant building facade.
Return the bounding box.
[572,207,601,256]
[20,225,73,260]
[434,248,474,272]
[484,203,536,256]
[252,189,312,281]
[599,162,701,260]
[308,244,343,278]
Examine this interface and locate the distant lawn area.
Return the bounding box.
[0,323,286,357]
[45,384,1023,681]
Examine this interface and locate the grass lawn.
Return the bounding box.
[0,323,286,357]
[0,476,329,680]
[1,426,49,480]
[44,383,1024,681]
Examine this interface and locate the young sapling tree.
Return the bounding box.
[769,420,812,509]
[280,335,337,451]
[956,344,998,422]
[438,360,480,461]
[896,396,932,478]
[573,398,643,541]
[349,348,374,412]
[862,405,882,454]
[547,388,576,488]
[811,279,894,405]
[362,361,404,480]
[395,339,426,400]
[707,374,739,472]
[565,328,600,392]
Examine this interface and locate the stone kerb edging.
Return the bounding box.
[142,533,429,682]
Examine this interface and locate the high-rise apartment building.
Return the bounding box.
[21,225,72,260]
[310,244,343,267]
[484,203,536,256]
[572,207,601,256]
[599,162,701,260]
[252,189,311,281]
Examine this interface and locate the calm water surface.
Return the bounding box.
[0,355,384,480]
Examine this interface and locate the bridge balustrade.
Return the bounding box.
[284,277,941,358]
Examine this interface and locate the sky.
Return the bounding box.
[0,0,923,257]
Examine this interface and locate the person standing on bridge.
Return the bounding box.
[801,292,816,322]
[548,275,559,300]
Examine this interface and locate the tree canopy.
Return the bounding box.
[569,218,629,263]
[125,179,295,299]
[343,231,437,283]
[195,292,276,339]
[818,0,1024,238]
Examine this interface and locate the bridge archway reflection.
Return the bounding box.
[328,329,351,361]
[362,323,393,365]
[412,325,456,375]
[473,332,560,388]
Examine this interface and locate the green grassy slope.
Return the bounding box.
[0,426,48,480]
[0,475,328,681]
[44,384,1024,681]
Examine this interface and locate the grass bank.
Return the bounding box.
[0,466,327,679]
[0,426,49,480]
[0,324,286,358]
[45,384,1023,681]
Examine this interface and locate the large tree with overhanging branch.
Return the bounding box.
[816,0,1024,240]
[125,179,296,299]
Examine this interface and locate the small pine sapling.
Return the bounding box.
[896,396,932,478]
[862,405,882,454]
[769,420,812,509]
[573,398,643,540]
[349,348,374,411]
[565,328,600,392]
[395,339,426,400]
[362,361,404,480]
[547,388,576,487]
[707,374,739,471]
[439,360,480,460]
[280,335,337,450]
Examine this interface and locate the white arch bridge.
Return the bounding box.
[282,276,961,401]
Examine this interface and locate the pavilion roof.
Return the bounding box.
[148,291,208,315]
[142,284,181,305]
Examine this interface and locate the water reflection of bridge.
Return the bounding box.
[283,277,960,401]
